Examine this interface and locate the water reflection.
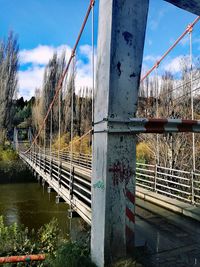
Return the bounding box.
[0,171,71,236]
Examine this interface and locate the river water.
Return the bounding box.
[0,164,83,238]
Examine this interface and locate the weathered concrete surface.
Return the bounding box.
[91,0,149,266]
[165,0,200,15]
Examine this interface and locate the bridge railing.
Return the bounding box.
[194,172,200,204]
[136,163,200,205]
[21,147,200,206]
[45,149,92,169]
[23,150,92,209]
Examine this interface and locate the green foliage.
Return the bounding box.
[0,145,19,175]
[0,217,95,267]
[0,216,35,257]
[47,241,96,267]
[8,97,34,134]
[0,216,61,258]
[0,216,63,267]
[0,145,18,162]
[38,218,60,256]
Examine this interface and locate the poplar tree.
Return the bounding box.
[0,32,19,143]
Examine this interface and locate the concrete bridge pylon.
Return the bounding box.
[91,1,149,266]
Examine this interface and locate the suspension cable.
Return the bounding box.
[58,88,61,161]
[25,0,95,154]
[189,26,196,171]
[141,16,200,83]
[158,75,200,99]
[70,57,75,166]
[69,56,76,220]
[92,0,95,129]
[43,122,46,155]
[155,67,160,164]
[171,85,200,106]
[50,109,53,160]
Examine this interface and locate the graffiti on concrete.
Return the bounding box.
[109,161,133,186]
[93,180,105,190]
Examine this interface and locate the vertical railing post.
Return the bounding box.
[34,146,37,167]
[154,164,157,192]
[191,170,194,204]
[30,149,32,163]
[50,157,53,180]
[87,154,90,168]
[70,166,75,199]
[43,124,46,174]
[39,148,41,170]
[58,160,62,188]
[35,152,38,167]
[44,156,46,174]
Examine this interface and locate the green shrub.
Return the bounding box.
[0,216,60,257]
[0,145,18,162]
[0,217,95,267]
[47,241,96,267]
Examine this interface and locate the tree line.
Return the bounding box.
[1,31,200,171]
[137,59,200,171]
[31,52,92,146]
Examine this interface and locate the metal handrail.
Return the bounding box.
[21,149,200,206]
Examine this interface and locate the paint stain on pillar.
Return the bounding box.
[117,62,121,76]
[122,31,133,46]
[109,161,133,186]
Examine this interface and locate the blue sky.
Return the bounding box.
[0,0,199,99]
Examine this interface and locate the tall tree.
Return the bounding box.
[32,52,66,142]
[0,32,19,143]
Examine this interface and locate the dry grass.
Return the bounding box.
[136,142,152,162]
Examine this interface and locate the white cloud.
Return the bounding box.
[19,44,71,99]
[19,44,71,65]
[18,44,96,99]
[18,66,45,99]
[75,44,97,90]
[143,55,160,63]
[79,44,93,58]
[163,56,190,74]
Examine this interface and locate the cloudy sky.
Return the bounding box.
[0,0,199,99]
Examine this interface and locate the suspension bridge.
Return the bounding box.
[12,1,200,266]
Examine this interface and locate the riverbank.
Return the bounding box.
[0,145,30,183]
[0,148,96,267]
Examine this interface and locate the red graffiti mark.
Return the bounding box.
[126,207,135,224]
[126,189,135,205]
[109,161,133,186]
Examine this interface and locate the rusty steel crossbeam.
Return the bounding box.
[100,118,200,134]
[132,118,200,133]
